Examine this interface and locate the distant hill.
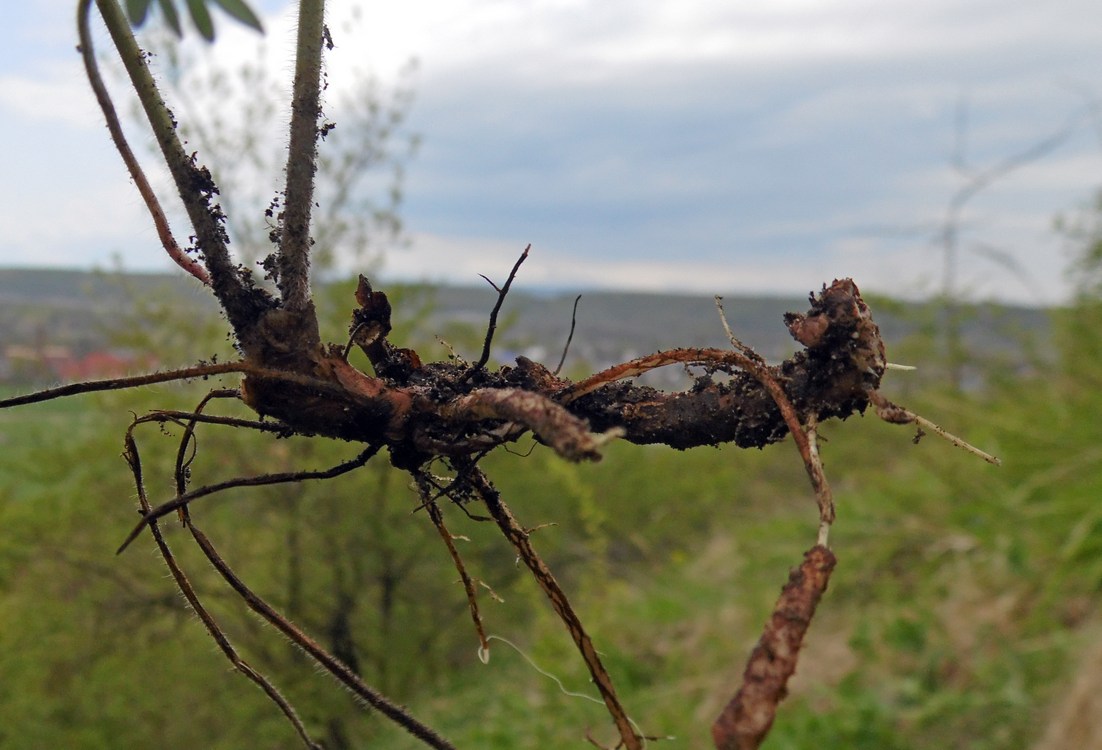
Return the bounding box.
[0,267,1050,386]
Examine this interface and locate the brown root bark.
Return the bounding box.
[711,545,838,750]
[91,271,871,746]
[233,278,885,470]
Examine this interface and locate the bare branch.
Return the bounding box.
[553,294,583,376]
[170,389,242,526]
[0,360,353,410]
[468,245,530,376]
[126,389,453,748]
[714,296,766,364]
[132,408,291,435]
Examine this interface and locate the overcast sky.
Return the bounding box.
[2,1,1101,304]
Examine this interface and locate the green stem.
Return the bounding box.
[77,0,211,286]
[91,0,270,334]
[278,0,327,312]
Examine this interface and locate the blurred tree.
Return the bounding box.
[135,12,419,282]
[1058,189,1102,301]
[926,95,1090,389]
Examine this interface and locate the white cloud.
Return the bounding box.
[385,230,873,299]
[317,0,1102,88]
[387,226,1063,307]
[0,176,163,266]
[1,0,1099,305]
[0,61,100,129]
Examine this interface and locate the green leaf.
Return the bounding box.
[126,0,263,41]
[125,0,153,27]
[185,0,215,41]
[210,0,264,34]
[155,0,183,37]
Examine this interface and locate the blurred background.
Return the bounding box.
[2,1,1102,748]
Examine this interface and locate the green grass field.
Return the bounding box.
[1,304,1100,749]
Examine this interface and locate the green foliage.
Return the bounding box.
[1057,189,1102,300]
[5,195,1102,746]
[2,280,1100,747]
[125,0,262,41]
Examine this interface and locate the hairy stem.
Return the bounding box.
[117,446,382,553]
[278,0,327,311]
[416,476,490,656]
[77,0,210,285]
[0,361,248,408]
[0,360,346,410]
[469,467,642,750]
[123,427,320,749]
[187,523,455,749]
[92,0,271,332]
